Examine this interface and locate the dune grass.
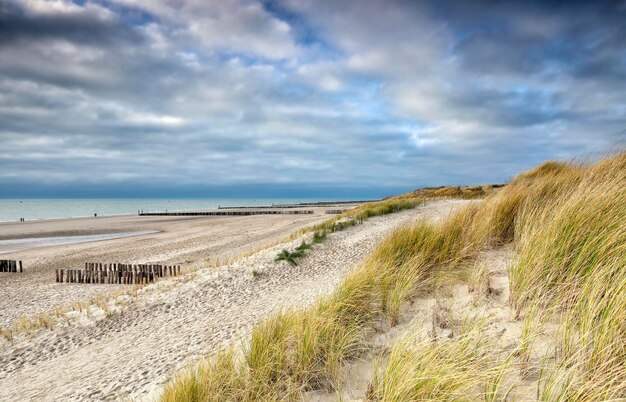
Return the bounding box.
[304,183,493,239]
[309,197,423,235]
[370,153,625,400]
[274,241,314,266]
[400,183,503,200]
[368,321,504,401]
[161,198,462,401]
[161,264,377,401]
[161,153,624,401]
[162,185,496,400]
[510,154,626,400]
[312,229,327,243]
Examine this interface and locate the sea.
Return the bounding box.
[0,198,334,223]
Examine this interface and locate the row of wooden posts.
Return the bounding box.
[0,259,23,273]
[139,210,314,216]
[55,263,181,284]
[218,200,374,209]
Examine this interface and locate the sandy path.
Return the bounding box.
[0,211,329,326]
[0,200,467,402]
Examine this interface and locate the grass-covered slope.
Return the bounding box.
[161,153,624,401]
[370,153,625,401]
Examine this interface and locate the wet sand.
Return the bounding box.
[0,231,159,254]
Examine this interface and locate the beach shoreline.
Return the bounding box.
[0,202,359,239]
[0,198,370,224]
[0,230,160,255]
[0,207,346,326]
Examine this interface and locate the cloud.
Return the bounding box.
[0,0,624,197]
[0,0,137,45]
[109,0,299,60]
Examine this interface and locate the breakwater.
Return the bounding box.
[139,210,314,216]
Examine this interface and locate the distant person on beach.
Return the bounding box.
[94,213,97,217]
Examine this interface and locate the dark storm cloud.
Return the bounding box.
[449,1,626,80]
[0,0,624,197]
[0,1,143,46]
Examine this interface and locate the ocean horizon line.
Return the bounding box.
[0,197,364,223]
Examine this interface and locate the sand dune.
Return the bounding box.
[0,200,467,401]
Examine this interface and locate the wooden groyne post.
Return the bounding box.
[56,262,181,284]
[218,200,377,209]
[138,210,314,217]
[0,260,23,273]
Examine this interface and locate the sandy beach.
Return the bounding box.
[0,207,335,326]
[0,200,468,401]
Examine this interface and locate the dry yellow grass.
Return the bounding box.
[399,184,503,200]
[10,313,54,334]
[161,192,490,400]
[371,152,625,401]
[368,321,503,401]
[162,152,624,401]
[0,326,13,343]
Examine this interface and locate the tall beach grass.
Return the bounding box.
[162,153,624,401]
[371,152,625,400]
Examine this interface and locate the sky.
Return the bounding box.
[0,0,625,198]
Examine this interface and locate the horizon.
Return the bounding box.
[1,0,625,198]
[0,182,412,199]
